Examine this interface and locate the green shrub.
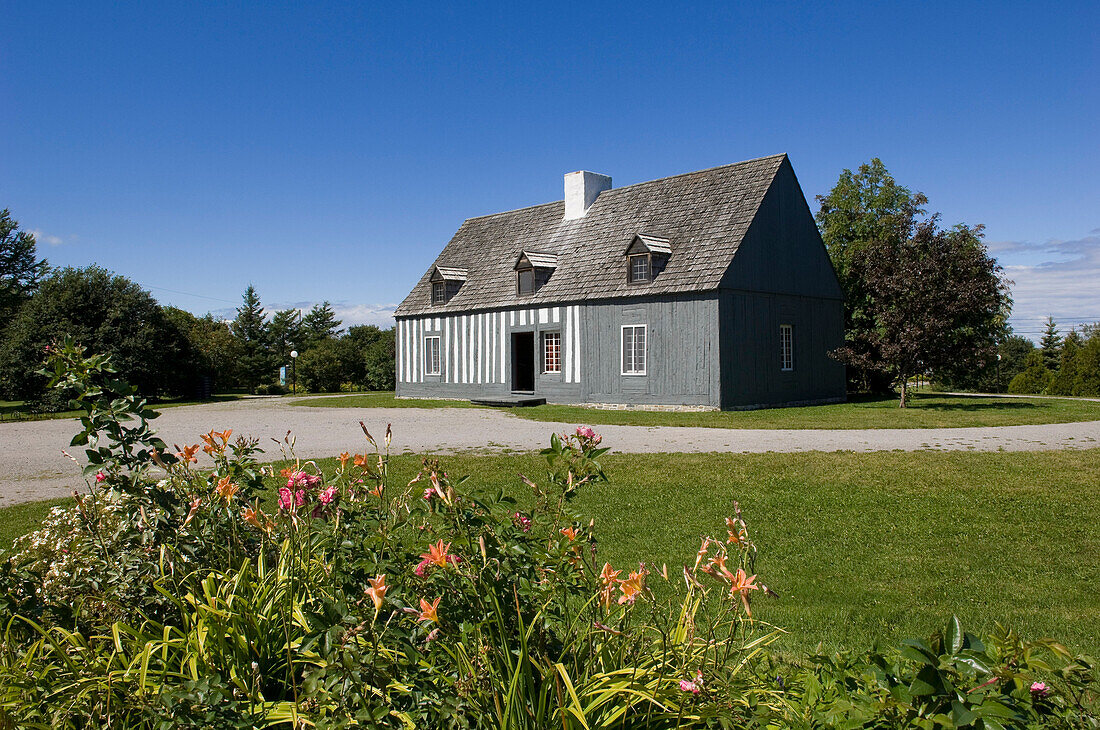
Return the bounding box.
[1007,352,1052,394]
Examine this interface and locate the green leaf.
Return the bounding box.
[909,665,945,696]
[947,616,964,655]
[950,699,977,727]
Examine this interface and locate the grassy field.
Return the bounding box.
[4,447,1097,657]
[293,391,1100,429]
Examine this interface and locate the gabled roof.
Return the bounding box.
[626,234,672,256]
[396,153,788,316]
[514,251,558,270]
[431,266,468,281]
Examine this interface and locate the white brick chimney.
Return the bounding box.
[563,170,612,220]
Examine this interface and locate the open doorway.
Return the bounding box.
[511,332,535,392]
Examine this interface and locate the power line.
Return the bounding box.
[144,285,238,305]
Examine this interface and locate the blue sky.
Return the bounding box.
[2,1,1097,340]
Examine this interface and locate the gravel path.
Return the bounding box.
[2,398,1098,507]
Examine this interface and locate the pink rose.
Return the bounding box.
[278,487,294,511]
[319,486,338,505]
[1030,681,1049,697]
[679,679,699,694]
[95,471,107,483]
[576,426,596,439]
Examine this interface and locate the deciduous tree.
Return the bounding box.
[816,159,928,393]
[835,218,1010,407]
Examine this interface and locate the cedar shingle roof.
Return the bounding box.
[395,153,787,316]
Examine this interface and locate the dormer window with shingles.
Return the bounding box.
[514,251,557,297]
[429,266,468,305]
[625,234,671,285]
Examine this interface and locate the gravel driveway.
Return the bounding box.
[2,398,1098,507]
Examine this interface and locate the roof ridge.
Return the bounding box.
[459,153,786,223]
[606,153,787,194]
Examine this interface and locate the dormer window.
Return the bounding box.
[429,266,467,305]
[514,251,557,297]
[624,234,671,285]
[517,267,535,295]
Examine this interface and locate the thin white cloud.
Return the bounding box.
[28,228,67,246]
[208,302,398,329]
[994,230,1100,340]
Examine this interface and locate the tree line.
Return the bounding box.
[0,209,394,410]
[1005,317,1100,396]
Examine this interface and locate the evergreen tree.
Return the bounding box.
[300,301,343,348]
[0,209,49,325]
[231,285,272,393]
[270,308,303,362]
[1039,316,1062,371]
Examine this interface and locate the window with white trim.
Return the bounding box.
[425,335,441,375]
[780,324,793,371]
[621,325,647,375]
[431,282,445,304]
[542,331,561,373]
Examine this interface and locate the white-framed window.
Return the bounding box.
[780,324,793,371]
[621,324,647,375]
[431,281,445,304]
[425,335,441,375]
[542,331,561,373]
[629,254,651,283]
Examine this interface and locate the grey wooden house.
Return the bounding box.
[394,154,845,409]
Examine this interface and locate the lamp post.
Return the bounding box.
[996,352,1002,392]
[290,350,298,394]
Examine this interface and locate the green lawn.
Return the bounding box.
[292,391,1100,429]
[291,392,481,409]
[5,447,1098,656]
[0,394,245,423]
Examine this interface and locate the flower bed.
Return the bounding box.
[0,340,1095,728]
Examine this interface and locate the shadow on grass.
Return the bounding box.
[847,393,1039,412]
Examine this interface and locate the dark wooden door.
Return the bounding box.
[511,332,534,391]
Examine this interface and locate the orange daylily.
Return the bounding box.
[339,452,351,468]
[353,454,370,469]
[183,497,202,527]
[417,596,441,623]
[598,562,622,610]
[726,517,748,546]
[560,526,577,541]
[366,575,388,612]
[176,444,200,464]
[242,506,261,527]
[420,540,454,569]
[200,429,232,455]
[215,475,239,501]
[618,569,646,605]
[727,568,759,615]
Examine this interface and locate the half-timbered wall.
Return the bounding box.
[395,304,586,400]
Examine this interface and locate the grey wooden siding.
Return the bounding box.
[579,295,720,407]
[720,157,842,301]
[396,295,722,406]
[718,290,845,408]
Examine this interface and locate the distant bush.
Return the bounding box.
[1007,352,1053,394]
[253,382,287,396]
